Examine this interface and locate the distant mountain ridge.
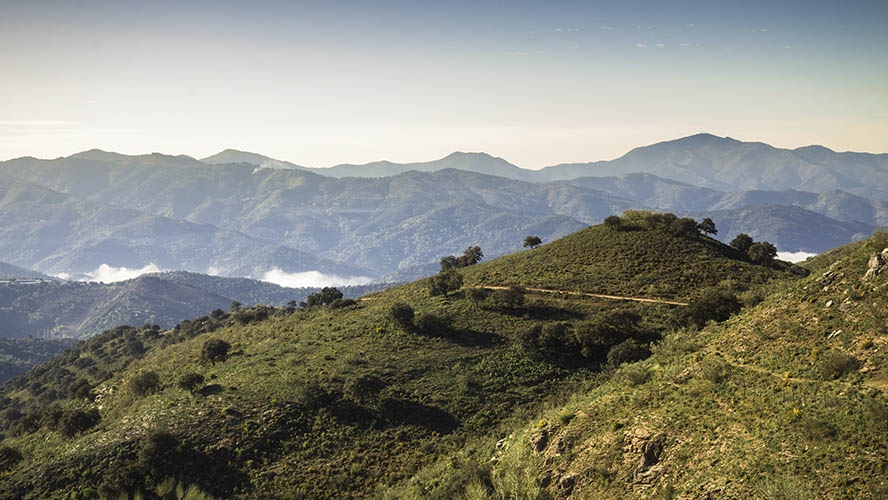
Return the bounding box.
[194,133,888,199]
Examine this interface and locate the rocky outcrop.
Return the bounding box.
[862,248,888,281]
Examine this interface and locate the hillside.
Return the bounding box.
[0,262,54,280]
[0,218,799,499]
[0,174,367,279]
[0,277,233,339]
[699,204,876,253]
[404,232,888,499]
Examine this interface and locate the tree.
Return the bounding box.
[523,236,542,249]
[440,255,460,272]
[305,292,323,307]
[201,338,231,366]
[128,371,160,397]
[730,233,754,254]
[670,217,698,236]
[177,373,204,393]
[677,287,743,329]
[428,270,463,297]
[320,287,343,305]
[603,215,622,229]
[747,241,777,265]
[697,217,717,235]
[459,245,483,267]
[59,409,100,437]
[230,301,242,312]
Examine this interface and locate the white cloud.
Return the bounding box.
[83,263,161,283]
[777,251,817,263]
[679,42,690,47]
[207,266,221,276]
[687,23,696,28]
[600,25,613,30]
[656,43,665,48]
[636,43,647,48]
[260,268,373,288]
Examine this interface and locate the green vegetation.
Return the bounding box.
[0,219,820,499]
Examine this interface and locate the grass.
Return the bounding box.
[0,221,804,499]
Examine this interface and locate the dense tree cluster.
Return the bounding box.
[730,233,778,265]
[440,246,484,272]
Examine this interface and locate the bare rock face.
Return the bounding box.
[862,249,888,281]
[531,428,549,453]
[625,430,667,490]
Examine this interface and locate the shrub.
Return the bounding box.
[607,339,650,366]
[177,372,205,393]
[59,408,101,437]
[297,380,334,411]
[138,429,180,481]
[730,233,753,254]
[343,374,386,405]
[129,371,160,397]
[603,215,622,229]
[523,236,542,249]
[651,329,700,362]
[0,445,23,472]
[700,357,728,384]
[669,217,698,236]
[817,349,859,379]
[414,312,449,336]
[464,287,489,305]
[620,362,650,386]
[329,298,357,309]
[739,289,765,308]
[387,303,415,330]
[201,338,231,366]
[68,378,93,400]
[492,285,525,309]
[320,287,344,305]
[305,293,323,307]
[428,270,463,297]
[677,287,742,329]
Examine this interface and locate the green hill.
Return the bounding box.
[408,233,888,499]
[0,219,804,499]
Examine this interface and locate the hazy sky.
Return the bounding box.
[1,0,886,168]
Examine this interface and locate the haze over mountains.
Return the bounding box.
[0,133,885,287]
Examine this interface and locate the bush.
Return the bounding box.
[818,349,859,379]
[387,303,415,330]
[739,289,765,308]
[607,339,650,366]
[651,329,700,362]
[700,357,728,384]
[603,215,622,229]
[177,372,205,393]
[59,408,101,437]
[201,338,231,366]
[138,429,181,481]
[129,371,160,397]
[428,270,463,297]
[492,285,525,309]
[669,217,698,236]
[329,298,357,309]
[0,445,23,472]
[464,287,489,306]
[343,374,386,405]
[321,287,344,305]
[620,363,650,386]
[677,287,742,329]
[414,312,449,337]
[297,380,334,411]
[305,293,323,307]
[68,378,93,400]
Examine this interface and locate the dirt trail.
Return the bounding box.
[477,285,689,306]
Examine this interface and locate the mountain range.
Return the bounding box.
[0,133,885,284]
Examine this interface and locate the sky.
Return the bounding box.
[1,0,886,168]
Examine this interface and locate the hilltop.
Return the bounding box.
[407,232,888,499]
[0,216,801,499]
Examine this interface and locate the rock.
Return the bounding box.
[825,300,833,308]
[862,252,887,281]
[633,434,666,488]
[839,298,856,312]
[559,474,576,492]
[827,329,842,339]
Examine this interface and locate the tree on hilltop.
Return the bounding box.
[523,236,542,249]
[697,218,717,235]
